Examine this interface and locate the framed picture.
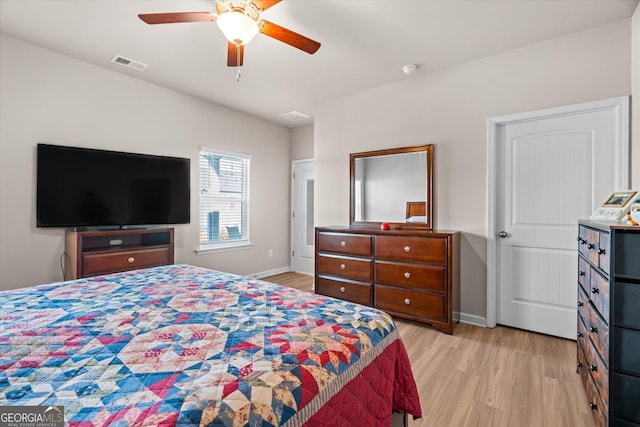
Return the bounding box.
[601,191,637,208]
[590,190,639,222]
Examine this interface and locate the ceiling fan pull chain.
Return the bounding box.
[236,69,242,83]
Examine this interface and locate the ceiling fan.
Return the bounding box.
[138,0,321,67]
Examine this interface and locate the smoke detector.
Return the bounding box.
[402,64,417,75]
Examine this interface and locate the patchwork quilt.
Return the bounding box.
[0,264,421,426]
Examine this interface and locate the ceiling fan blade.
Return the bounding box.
[259,20,320,54]
[228,42,244,67]
[138,12,214,25]
[251,0,281,11]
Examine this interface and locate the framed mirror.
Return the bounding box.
[350,144,433,230]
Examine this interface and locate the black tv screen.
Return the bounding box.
[37,144,190,228]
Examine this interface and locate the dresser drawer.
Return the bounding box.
[597,231,610,274]
[582,336,609,413]
[613,327,640,376]
[317,232,372,257]
[315,277,372,306]
[577,344,589,393]
[612,372,640,423]
[578,225,589,257]
[577,284,589,325]
[577,314,589,353]
[589,270,610,323]
[375,261,446,292]
[375,235,447,264]
[374,285,446,322]
[578,256,590,291]
[83,247,171,276]
[583,302,609,366]
[580,226,610,273]
[582,227,601,267]
[614,281,640,330]
[585,367,608,427]
[316,254,373,282]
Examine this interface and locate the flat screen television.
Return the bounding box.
[37,143,190,228]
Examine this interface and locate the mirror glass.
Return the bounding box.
[350,145,433,229]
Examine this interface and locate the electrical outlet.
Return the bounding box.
[268,249,273,258]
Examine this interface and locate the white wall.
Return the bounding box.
[290,124,314,160]
[0,35,291,290]
[314,20,632,321]
[632,3,640,188]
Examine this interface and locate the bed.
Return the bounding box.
[405,201,426,223]
[0,264,421,426]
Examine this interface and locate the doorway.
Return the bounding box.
[487,97,629,339]
[291,159,314,275]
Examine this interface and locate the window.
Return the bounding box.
[199,147,250,252]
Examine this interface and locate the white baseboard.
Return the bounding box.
[459,312,487,328]
[250,266,292,279]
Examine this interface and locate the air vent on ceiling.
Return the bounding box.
[110,55,148,71]
[278,110,311,122]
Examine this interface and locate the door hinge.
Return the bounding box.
[292,250,295,256]
[292,211,295,218]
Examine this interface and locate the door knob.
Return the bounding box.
[498,231,508,238]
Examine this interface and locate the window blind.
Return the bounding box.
[199,147,250,247]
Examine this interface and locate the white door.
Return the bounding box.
[291,159,314,274]
[489,97,629,339]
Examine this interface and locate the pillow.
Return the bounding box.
[406,216,426,223]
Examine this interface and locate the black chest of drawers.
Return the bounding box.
[576,220,640,427]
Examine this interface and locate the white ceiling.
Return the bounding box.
[1,0,638,127]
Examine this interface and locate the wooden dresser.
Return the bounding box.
[576,220,640,427]
[315,226,459,334]
[65,228,174,280]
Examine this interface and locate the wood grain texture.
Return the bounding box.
[264,272,595,427]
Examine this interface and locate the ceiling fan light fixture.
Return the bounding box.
[217,11,259,45]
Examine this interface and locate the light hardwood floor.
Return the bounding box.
[264,272,595,427]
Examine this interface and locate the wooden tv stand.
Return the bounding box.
[65,228,174,280]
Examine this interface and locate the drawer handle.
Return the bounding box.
[589,326,598,333]
[127,257,135,264]
[577,302,584,307]
[404,272,411,279]
[577,332,584,338]
[591,287,599,294]
[404,298,411,305]
[589,364,597,372]
[340,241,346,247]
[340,264,346,270]
[597,248,606,255]
[587,243,594,250]
[340,286,346,293]
[578,271,585,277]
[589,402,597,411]
[404,246,411,253]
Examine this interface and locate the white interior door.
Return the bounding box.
[489,97,629,339]
[291,159,314,274]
